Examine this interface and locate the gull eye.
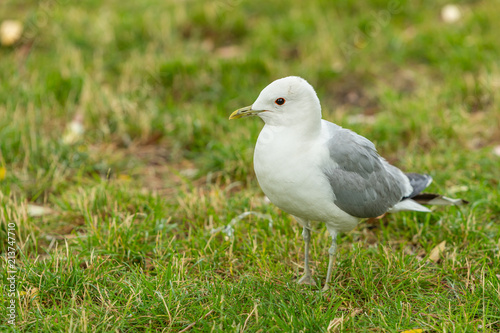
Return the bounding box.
[275,98,285,105]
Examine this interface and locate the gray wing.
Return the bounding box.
[404,172,432,199]
[322,123,408,218]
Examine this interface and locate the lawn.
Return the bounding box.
[1,0,499,332]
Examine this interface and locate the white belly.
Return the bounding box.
[253,126,359,232]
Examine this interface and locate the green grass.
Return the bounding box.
[1,0,499,331]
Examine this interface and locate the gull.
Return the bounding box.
[229,76,467,291]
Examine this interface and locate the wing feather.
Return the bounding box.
[322,122,409,218]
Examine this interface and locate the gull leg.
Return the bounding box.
[322,232,338,292]
[297,220,316,286]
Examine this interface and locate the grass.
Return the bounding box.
[1,0,499,331]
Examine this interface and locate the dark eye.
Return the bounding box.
[275,98,285,105]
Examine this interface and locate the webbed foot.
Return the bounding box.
[297,274,316,286]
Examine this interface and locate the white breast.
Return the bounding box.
[253,125,359,232]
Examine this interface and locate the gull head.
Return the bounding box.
[229,76,322,127]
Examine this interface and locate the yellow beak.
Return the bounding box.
[229,105,265,120]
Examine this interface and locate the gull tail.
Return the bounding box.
[411,193,468,206]
[390,173,468,213]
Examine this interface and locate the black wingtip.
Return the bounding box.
[412,193,469,205]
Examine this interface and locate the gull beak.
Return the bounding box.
[229,105,265,120]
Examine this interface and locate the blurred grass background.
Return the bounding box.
[0,0,499,331]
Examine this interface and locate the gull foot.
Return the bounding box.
[297,274,317,286]
[321,283,330,292]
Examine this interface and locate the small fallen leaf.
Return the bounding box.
[428,241,446,263]
[401,329,423,333]
[0,20,23,46]
[0,167,6,180]
[27,204,53,217]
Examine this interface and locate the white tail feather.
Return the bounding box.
[389,199,432,213]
